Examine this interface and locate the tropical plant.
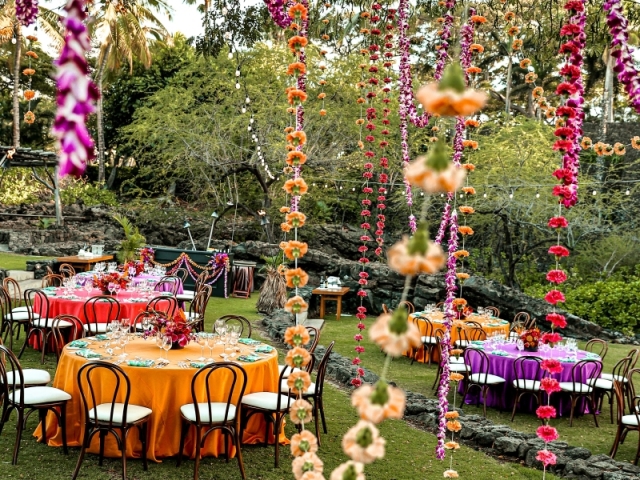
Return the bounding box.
[113,213,146,263]
[256,251,287,314]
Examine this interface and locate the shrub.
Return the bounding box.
[0,168,47,205]
[60,178,118,206]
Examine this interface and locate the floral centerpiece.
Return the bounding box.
[452,298,473,319]
[143,309,196,349]
[122,260,144,277]
[93,272,129,294]
[520,327,541,352]
[139,247,155,264]
[208,252,230,271]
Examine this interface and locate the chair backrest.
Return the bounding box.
[381,304,390,314]
[461,325,486,343]
[413,316,436,339]
[2,277,21,305]
[216,315,252,338]
[194,270,209,292]
[24,289,48,322]
[52,315,84,359]
[513,312,530,325]
[58,263,76,277]
[585,339,608,361]
[0,287,10,319]
[304,326,320,353]
[435,302,445,309]
[155,276,182,295]
[191,362,247,425]
[83,296,121,335]
[0,345,26,407]
[610,354,633,382]
[566,359,603,390]
[613,368,640,425]
[46,266,54,275]
[173,268,189,282]
[625,368,640,417]
[191,285,213,317]
[41,274,64,288]
[513,355,544,385]
[627,348,639,370]
[314,341,335,399]
[397,301,415,314]
[77,361,134,428]
[484,306,500,317]
[464,347,492,383]
[145,296,178,318]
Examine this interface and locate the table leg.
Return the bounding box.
[336,298,342,321]
[319,296,325,319]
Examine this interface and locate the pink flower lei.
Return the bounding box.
[604,0,640,113]
[52,0,99,177]
[263,0,292,29]
[16,0,39,26]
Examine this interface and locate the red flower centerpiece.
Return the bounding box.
[123,260,144,277]
[144,309,196,349]
[93,272,129,294]
[520,328,541,352]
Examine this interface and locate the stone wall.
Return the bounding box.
[261,310,640,480]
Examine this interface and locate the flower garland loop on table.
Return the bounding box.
[604,0,640,113]
[52,0,99,177]
[16,0,39,27]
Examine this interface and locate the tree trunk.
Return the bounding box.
[96,46,110,183]
[12,22,22,148]
[54,166,64,227]
[505,54,513,116]
[597,50,615,183]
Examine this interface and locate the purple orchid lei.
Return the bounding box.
[604,0,640,113]
[552,0,586,208]
[263,0,292,29]
[434,198,452,245]
[16,0,39,26]
[52,0,99,177]
[435,209,459,460]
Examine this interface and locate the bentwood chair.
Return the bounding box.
[83,296,121,335]
[216,315,252,338]
[145,296,178,319]
[173,268,189,283]
[513,312,530,326]
[454,323,486,349]
[484,306,500,317]
[58,263,76,278]
[186,285,212,332]
[411,315,438,365]
[51,315,85,360]
[281,342,335,446]
[398,300,415,314]
[155,276,183,295]
[240,364,294,467]
[177,362,248,480]
[72,362,152,480]
[559,359,603,427]
[460,347,506,417]
[431,329,471,392]
[609,369,640,465]
[588,354,634,424]
[511,356,544,421]
[1,287,30,350]
[279,326,320,379]
[41,274,64,288]
[3,278,27,314]
[177,270,209,304]
[585,339,609,362]
[0,345,71,465]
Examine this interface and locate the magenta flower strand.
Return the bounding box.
[604,0,640,113]
[434,198,452,245]
[16,0,39,26]
[263,0,292,29]
[52,0,99,177]
[435,210,459,459]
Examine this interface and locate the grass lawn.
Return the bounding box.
[0,293,563,480]
[0,252,53,271]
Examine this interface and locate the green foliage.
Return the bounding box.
[113,214,146,263]
[38,217,55,229]
[60,177,118,207]
[0,168,46,204]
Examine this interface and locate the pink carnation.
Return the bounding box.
[546,313,567,329]
[536,405,557,420]
[351,377,363,387]
[536,449,557,467]
[357,322,366,330]
[357,290,368,297]
[548,245,570,257]
[541,359,563,374]
[541,332,563,345]
[544,290,566,305]
[354,334,363,341]
[536,425,559,443]
[546,269,567,284]
[548,216,569,229]
[355,345,365,353]
[541,377,561,394]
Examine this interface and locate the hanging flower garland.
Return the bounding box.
[52,0,99,177]
[317,4,330,117]
[604,0,640,114]
[16,0,39,26]
[23,38,38,125]
[264,0,292,29]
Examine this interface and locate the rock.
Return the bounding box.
[566,447,592,460]
[494,436,521,454]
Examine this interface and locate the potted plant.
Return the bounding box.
[256,251,288,314]
[113,214,146,263]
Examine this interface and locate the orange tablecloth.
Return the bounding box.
[406,312,510,363]
[37,338,285,461]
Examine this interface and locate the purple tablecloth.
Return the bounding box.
[76,273,183,295]
[460,343,601,416]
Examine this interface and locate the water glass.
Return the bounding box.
[228,330,240,357]
[207,334,216,361]
[162,336,172,359]
[197,334,207,361]
[156,333,165,361]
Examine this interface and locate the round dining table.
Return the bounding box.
[36,337,286,461]
[460,342,601,415]
[406,311,510,362]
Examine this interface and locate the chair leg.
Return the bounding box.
[60,404,68,455]
[177,420,189,467]
[590,393,599,428]
[608,391,614,424]
[71,427,90,480]
[120,428,128,480]
[39,408,48,445]
[569,396,576,427]
[193,426,202,480]
[510,391,519,422]
[234,426,246,480]
[12,409,24,465]
[432,366,441,392]
[98,429,106,466]
[313,400,321,446]
[273,414,283,468]
[319,397,328,434]
[140,422,149,471]
[459,382,470,408]
[609,425,623,458]
[482,386,488,418]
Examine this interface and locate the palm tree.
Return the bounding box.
[90,0,171,183]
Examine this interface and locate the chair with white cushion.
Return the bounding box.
[177,362,248,480]
[431,329,471,392]
[217,315,252,338]
[1,287,32,350]
[176,270,209,304]
[560,358,602,427]
[460,347,506,417]
[585,339,608,362]
[278,326,319,379]
[411,316,438,365]
[511,355,544,421]
[72,361,152,480]
[186,285,212,332]
[241,361,294,467]
[0,345,70,464]
[145,295,178,319]
[609,369,640,465]
[454,322,486,349]
[83,296,121,335]
[588,354,633,425]
[3,278,28,314]
[51,315,85,360]
[155,276,183,295]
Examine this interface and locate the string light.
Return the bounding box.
[626,190,630,195]
[592,190,597,195]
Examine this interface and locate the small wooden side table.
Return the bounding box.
[312,287,350,320]
[55,254,114,272]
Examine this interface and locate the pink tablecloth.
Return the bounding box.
[460,343,601,416]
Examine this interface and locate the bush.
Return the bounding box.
[0,168,47,205]
[60,178,118,207]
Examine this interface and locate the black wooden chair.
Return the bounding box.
[83,296,121,335]
[510,355,544,421]
[559,359,603,427]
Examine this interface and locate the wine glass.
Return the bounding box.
[228,330,240,358]
[197,334,207,361]
[142,317,151,336]
[206,334,216,361]
[156,333,166,361]
[108,282,117,296]
[84,281,93,296]
[119,332,129,357]
[162,336,172,361]
[215,322,227,345]
[114,284,121,297]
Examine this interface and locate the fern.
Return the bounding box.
[113,214,146,263]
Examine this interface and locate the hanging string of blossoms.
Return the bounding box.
[23,37,38,125]
[535,360,565,478]
[52,0,99,177]
[604,0,640,114]
[16,0,39,26]
[264,0,292,29]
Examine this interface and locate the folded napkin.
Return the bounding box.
[471,340,485,345]
[75,349,101,359]
[68,340,88,348]
[585,352,600,359]
[190,362,207,369]
[127,359,154,367]
[490,350,510,357]
[560,357,577,363]
[237,354,260,363]
[95,334,108,341]
[255,345,274,353]
[238,338,261,346]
